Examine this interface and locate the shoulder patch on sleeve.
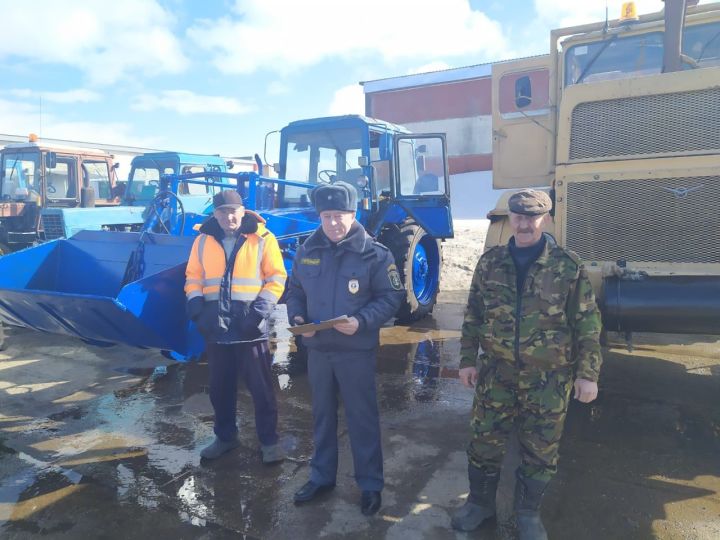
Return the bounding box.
[388,267,403,290]
[300,257,321,266]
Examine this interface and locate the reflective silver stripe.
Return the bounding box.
[231,292,258,301]
[204,277,222,286]
[263,275,286,284]
[258,289,280,302]
[256,237,265,280]
[186,290,203,300]
[231,278,263,287]
[203,292,219,301]
[186,278,203,285]
[198,235,208,281]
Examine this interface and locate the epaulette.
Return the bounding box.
[361,240,388,260]
[261,231,270,238]
[480,244,504,260]
[371,240,390,252]
[552,244,582,268]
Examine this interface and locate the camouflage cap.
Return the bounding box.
[508,189,552,216]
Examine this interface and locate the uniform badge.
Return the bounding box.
[388,269,403,290]
[348,278,359,294]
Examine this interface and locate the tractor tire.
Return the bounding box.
[380,220,442,323]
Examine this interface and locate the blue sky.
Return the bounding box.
[0,0,683,162]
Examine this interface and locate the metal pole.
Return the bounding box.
[662,0,688,73]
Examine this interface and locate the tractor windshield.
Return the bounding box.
[280,127,364,207]
[0,151,41,201]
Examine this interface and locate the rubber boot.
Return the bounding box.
[451,464,499,531]
[514,473,549,540]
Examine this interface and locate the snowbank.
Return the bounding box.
[440,219,489,292]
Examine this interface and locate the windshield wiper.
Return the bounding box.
[575,34,618,84]
[695,28,720,63]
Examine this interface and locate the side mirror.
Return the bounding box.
[112,162,120,169]
[226,160,235,170]
[358,155,369,167]
[46,152,57,169]
[416,155,426,173]
[272,163,280,173]
[515,75,532,109]
[416,144,427,155]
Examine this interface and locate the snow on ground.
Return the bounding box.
[440,219,489,292]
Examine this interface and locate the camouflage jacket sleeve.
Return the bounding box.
[459,256,487,370]
[567,265,603,381]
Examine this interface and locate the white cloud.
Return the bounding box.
[187,0,509,74]
[267,81,290,96]
[0,0,187,85]
[328,84,365,116]
[408,61,452,75]
[533,0,667,28]
[0,98,159,147]
[7,89,101,104]
[132,90,252,115]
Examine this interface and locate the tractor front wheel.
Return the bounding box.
[380,220,442,323]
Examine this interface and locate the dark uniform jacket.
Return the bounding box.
[459,234,602,381]
[286,222,404,352]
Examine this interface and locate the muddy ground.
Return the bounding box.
[0,292,719,540]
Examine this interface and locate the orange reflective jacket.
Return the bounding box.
[184,213,286,304]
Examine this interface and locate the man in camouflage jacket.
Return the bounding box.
[451,189,602,540]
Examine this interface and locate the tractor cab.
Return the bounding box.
[0,137,120,252]
[277,115,453,239]
[123,152,232,215]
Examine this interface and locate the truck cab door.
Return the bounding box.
[392,133,453,239]
[492,55,554,189]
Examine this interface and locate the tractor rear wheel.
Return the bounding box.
[380,220,442,323]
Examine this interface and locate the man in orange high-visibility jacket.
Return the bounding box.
[185,190,287,463]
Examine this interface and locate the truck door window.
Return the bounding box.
[46,157,76,200]
[396,137,447,197]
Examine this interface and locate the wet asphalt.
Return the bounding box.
[0,292,718,539]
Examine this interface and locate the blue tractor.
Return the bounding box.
[0,115,453,358]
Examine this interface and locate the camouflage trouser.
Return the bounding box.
[467,364,574,483]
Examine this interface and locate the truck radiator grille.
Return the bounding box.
[566,176,720,263]
[41,213,65,240]
[569,88,720,160]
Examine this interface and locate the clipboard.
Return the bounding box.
[287,315,351,335]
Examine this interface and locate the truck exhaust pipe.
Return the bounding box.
[601,275,720,334]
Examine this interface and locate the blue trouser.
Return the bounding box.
[207,341,279,446]
[307,349,383,492]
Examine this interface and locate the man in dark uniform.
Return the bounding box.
[285,181,403,516]
[452,189,602,539]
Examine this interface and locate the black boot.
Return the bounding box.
[514,473,548,540]
[451,464,499,532]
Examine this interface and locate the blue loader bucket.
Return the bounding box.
[0,230,203,359]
